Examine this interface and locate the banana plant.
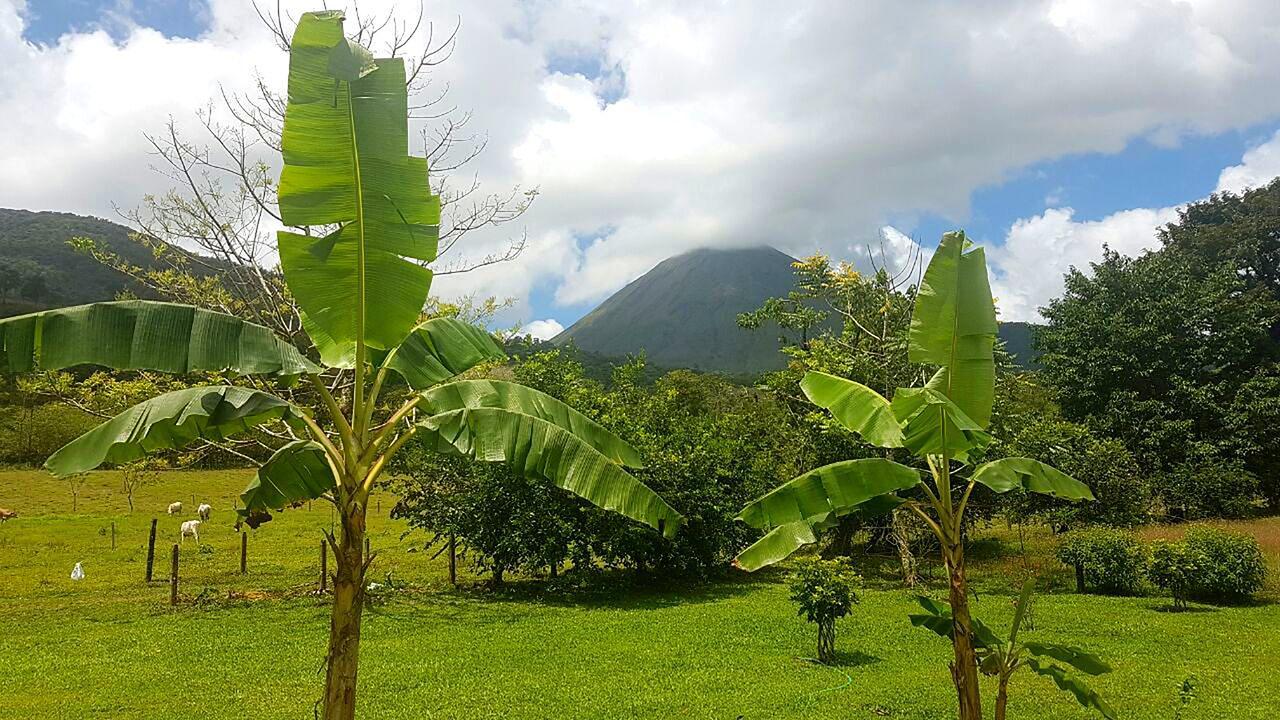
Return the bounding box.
[910,580,1116,720]
[733,231,1095,720]
[0,11,682,720]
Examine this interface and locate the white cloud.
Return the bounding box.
[4,0,1280,321]
[990,130,1280,322]
[519,318,564,341]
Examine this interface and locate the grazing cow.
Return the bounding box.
[197,503,212,521]
[0,507,16,522]
[180,519,202,544]
[167,501,183,516]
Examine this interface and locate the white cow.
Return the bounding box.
[197,503,212,521]
[167,501,183,516]
[180,519,202,544]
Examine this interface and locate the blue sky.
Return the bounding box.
[8,1,1280,332]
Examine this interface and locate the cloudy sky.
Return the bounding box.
[4,0,1280,339]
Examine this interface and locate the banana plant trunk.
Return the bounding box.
[323,505,368,720]
[995,674,1010,720]
[944,543,983,720]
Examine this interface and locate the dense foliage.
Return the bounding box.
[1055,528,1148,595]
[1147,540,1201,610]
[788,557,860,662]
[1181,526,1267,600]
[1038,179,1280,511]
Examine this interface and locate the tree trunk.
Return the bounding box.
[322,507,367,720]
[945,544,983,720]
[995,675,1009,720]
[817,618,836,663]
[892,509,918,588]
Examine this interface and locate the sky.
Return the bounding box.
[4,1,1280,339]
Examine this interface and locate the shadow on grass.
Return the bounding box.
[824,649,882,669]
[1151,603,1219,613]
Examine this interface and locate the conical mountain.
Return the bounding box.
[553,246,797,374]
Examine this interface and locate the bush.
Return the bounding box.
[1147,540,1202,610]
[789,558,859,663]
[1161,454,1261,520]
[0,402,98,465]
[1055,528,1147,595]
[1182,526,1266,601]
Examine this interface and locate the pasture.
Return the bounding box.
[2,469,1278,719]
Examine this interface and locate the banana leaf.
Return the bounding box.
[277,11,441,365]
[890,385,990,461]
[800,371,904,448]
[0,301,318,377]
[971,457,1094,501]
[733,492,905,571]
[45,386,302,477]
[382,317,506,390]
[908,231,997,428]
[1025,642,1112,676]
[238,440,335,517]
[1026,658,1117,719]
[421,379,643,468]
[418,408,681,537]
[736,458,920,531]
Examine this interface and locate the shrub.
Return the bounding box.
[1182,526,1266,601]
[1162,454,1261,520]
[1055,528,1147,595]
[789,558,859,663]
[1147,540,1202,610]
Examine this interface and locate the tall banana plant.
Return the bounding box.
[733,231,1094,720]
[0,12,682,720]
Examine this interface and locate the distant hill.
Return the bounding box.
[554,246,798,375]
[0,209,154,316]
[997,321,1043,369]
[554,245,1042,376]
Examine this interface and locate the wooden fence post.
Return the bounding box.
[320,540,328,592]
[145,518,158,582]
[364,537,370,557]
[111,521,116,550]
[448,533,457,586]
[240,532,248,574]
[1074,562,1086,593]
[170,544,179,605]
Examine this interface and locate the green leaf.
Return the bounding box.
[971,457,1095,501]
[733,493,905,571]
[382,317,506,390]
[801,371,904,448]
[418,408,681,538]
[1009,578,1036,645]
[736,458,920,531]
[421,380,643,468]
[908,231,997,428]
[890,384,990,460]
[1025,642,1112,676]
[0,301,319,377]
[238,440,335,519]
[277,11,441,364]
[1026,658,1117,719]
[907,596,1002,649]
[45,386,302,477]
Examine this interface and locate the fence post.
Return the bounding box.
[145,518,158,582]
[320,540,328,592]
[364,537,370,558]
[111,521,116,550]
[1074,562,1086,593]
[170,544,179,606]
[240,532,248,574]
[448,533,457,586]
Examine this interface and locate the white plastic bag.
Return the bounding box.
[70,562,84,581]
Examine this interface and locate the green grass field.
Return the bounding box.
[2,469,1278,719]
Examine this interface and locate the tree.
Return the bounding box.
[788,558,859,663]
[1038,181,1280,509]
[733,232,1095,720]
[120,460,163,513]
[0,13,681,720]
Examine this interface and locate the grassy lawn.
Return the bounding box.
[2,469,1278,719]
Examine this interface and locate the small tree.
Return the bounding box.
[65,472,88,512]
[1148,540,1201,610]
[120,460,162,513]
[788,558,859,663]
[734,232,1097,720]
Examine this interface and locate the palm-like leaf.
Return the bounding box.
[1025,643,1112,676]
[908,231,998,428]
[381,317,506,390]
[418,408,681,537]
[0,301,319,377]
[736,458,920,531]
[277,11,440,365]
[800,371,904,448]
[420,379,643,468]
[238,440,335,518]
[45,386,302,477]
[733,493,904,571]
[971,457,1094,501]
[890,385,990,460]
[1026,658,1117,719]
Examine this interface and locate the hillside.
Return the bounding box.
[0,208,152,316]
[554,245,1041,375]
[998,320,1043,369]
[554,246,798,374]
